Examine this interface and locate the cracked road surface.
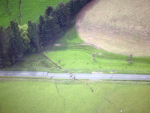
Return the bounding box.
[0,71,150,80]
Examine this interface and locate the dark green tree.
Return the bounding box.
[42,16,61,45]
[66,0,91,18]
[73,0,82,13]
[28,21,40,53]
[39,15,45,25]
[38,15,45,44]
[8,35,15,65]
[4,26,12,66]
[8,20,24,64]
[0,48,4,69]
[66,0,79,17]
[0,26,12,66]
[0,27,4,68]
[53,2,70,29]
[45,6,53,19]
[80,0,88,7]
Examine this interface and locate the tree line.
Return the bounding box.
[0,0,91,69]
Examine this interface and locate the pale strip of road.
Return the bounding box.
[0,71,150,80]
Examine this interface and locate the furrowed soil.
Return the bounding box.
[76,0,150,57]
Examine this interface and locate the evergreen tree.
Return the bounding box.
[80,0,88,7]
[9,20,24,64]
[0,48,4,69]
[28,21,40,53]
[0,27,4,68]
[53,2,70,29]
[42,19,51,44]
[45,6,53,19]
[8,34,15,65]
[66,0,91,18]
[66,0,76,18]
[0,26,11,66]
[39,15,45,25]
[49,17,62,39]
[73,0,82,13]
[42,16,61,45]
[38,15,45,44]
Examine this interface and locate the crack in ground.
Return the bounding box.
[86,83,94,92]
[55,83,59,94]
[19,0,22,25]
[41,53,62,69]
[64,99,66,107]
[105,83,116,97]
[103,96,112,104]
[50,75,55,80]
[102,84,119,109]
[5,0,11,19]
[94,83,121,113]
[99,95,119,111]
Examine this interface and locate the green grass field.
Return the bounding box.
[0,79,150,113]
[0,0,68,28]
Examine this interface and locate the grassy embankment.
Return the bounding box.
[1,25,150,74]
[0,79,150,113]
[0,0,68,28]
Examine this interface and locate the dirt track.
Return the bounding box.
[75,0,150,57]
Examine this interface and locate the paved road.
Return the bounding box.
[0,71,150,80]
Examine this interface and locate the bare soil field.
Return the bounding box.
[76,0,150,57]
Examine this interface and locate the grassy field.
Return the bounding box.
[0,79,150,113]
[1,25,150,74]
[0,0,68,28]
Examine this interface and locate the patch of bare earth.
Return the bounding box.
[75,0,150,57]
[54,44,63,46]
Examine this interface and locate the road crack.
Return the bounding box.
[110,74,114,79]
[55,83,59,94]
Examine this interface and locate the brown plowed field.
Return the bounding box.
[75,0,150,57]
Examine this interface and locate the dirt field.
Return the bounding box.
[75,0,150,57]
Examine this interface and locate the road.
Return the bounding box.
[0,71,150,80]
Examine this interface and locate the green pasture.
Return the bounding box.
[0,0,68,28]
[0,79,150,113]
